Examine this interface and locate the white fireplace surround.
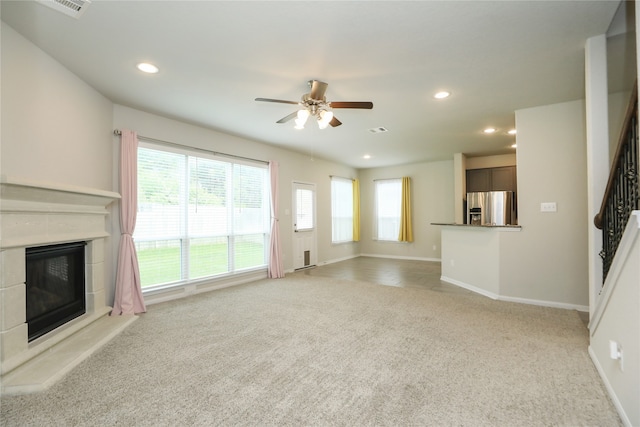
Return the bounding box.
[0,176,134,393]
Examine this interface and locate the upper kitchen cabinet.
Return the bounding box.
[466,166,517,192]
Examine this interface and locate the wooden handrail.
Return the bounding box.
[594,80,638,230]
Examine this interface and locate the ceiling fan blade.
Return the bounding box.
[329,101,374,109]
[255,97,300,105]
[329,116,342,127]
[276,111,298,124]
[309,80,328,100]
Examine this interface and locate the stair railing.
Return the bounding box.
[594,81,639,282]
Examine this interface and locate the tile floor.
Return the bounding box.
[293,256,590,327]
[293,256,471,294]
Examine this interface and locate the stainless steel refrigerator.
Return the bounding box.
[467,191,516,226]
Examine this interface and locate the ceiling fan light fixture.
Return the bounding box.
[295,109,310,129]
[256,80,373,129]
[317,110,334,129]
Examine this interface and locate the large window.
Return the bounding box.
[134,142,270,288]
[331,177,353,243]
[374,178,402,241]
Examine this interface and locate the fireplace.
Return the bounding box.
[26,242,87,342]
[0,176,136,394]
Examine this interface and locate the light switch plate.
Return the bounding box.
[540,202,557,212]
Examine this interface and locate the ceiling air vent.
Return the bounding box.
[368,127,388,134]
[37,0,91,19]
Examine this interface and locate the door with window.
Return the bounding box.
[292,182,317,269]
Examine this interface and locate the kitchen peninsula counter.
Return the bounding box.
[431,223,521,229]
[432,223,521,299]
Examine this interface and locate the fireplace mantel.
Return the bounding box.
[1,175,121,249]
[1,176,135,394]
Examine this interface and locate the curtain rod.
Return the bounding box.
[329,175,356,181]
[113,129,269,165]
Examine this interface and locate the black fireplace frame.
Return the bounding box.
[26,241,87,342]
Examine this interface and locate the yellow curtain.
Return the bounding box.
[352,179,361,242]
[398,176,413,242]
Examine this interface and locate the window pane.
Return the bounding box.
[233,234,266,270]
[233,165,270,235]
[136,147,184,240]
[375,179,401,241]
[296,188,314,230]
[331,178,353,243]
[189,237,228,279]
[136,239,182,287]
[136,142,269,289]
[189,157,229,238]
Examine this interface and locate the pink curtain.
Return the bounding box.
[268,161,285,278]
[111,130,147,315]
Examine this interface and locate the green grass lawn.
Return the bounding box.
[137,239,265,287]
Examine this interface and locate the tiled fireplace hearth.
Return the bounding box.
[0,176,135,394]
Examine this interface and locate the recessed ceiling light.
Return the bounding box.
[434,91,450,99]
[511,143,517,148]
[508,129,517,135]
[483,127,497,134]
[136,62,159,74]
[363,154,371,159]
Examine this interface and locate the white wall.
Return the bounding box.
[500,99,589,307]
[589,215,640,427]
[441,227,501,296]
[453,153,466,224]
[608,90,633,161]
[1,23,113,190]
[465,153,516,170]
[358,160,454,260]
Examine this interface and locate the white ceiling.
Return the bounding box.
[1,0,621,168]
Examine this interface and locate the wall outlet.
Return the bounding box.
[540,202,557,212]
[433,245,437,251]
[609,340,624,371]
[450,259,455,267]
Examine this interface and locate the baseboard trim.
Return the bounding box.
[440,276,499,300]
[318,254,360,266]
[588,346,631,427]
[143,270,268,306]
[441,276,589,312]
[360,253,441,262]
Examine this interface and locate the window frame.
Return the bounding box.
[373,178,402,242]
[330,176,354,244]
[134,140,270,290]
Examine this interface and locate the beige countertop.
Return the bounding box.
[431,222,521,229]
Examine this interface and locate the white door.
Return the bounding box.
[292,182,317,270]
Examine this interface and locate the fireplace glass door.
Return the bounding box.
[26,241,86,341]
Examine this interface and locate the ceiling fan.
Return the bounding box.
[255,80,373,129]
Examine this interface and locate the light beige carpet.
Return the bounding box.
[0,274,621,426]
